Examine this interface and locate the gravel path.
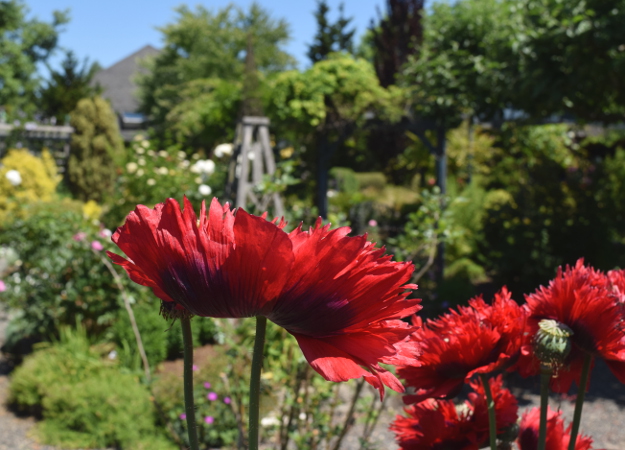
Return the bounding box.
[1,301,625,450]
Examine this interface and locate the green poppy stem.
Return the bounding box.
[568,354,592,450]
[537,367,552,450]
[249,316,267,450]
[181,316,200,450]
[479,374,497,450]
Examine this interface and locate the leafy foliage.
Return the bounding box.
[137,2,294,147]
[67,96,123,202]
[0,200,146,348]
[0,0,68,118]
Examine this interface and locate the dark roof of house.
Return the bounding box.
[92,45,160,114]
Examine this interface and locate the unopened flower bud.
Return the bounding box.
[534,319,573,368]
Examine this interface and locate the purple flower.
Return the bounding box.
[204,416,214,424]
[91,240,104,251]
[203,382,211,389]
[73,232,87,242]
[207,392,218,401]
[192,364,198,371]
[179,413,186,420]
[223,396,231,405]
[0,280,5,292]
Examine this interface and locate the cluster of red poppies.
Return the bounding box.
[392,259,625,449]
[108,198,625,449]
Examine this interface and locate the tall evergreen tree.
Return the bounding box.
[370,0,424,87]
[39,51,101,124]
[307,1,355,64]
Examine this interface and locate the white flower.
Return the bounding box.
[179,160,190,169]
[327,189,338,198]
[190,159,216,175]
[260,416,280,428]
[158,150,168,158]
[247,151,255,160]
[147,150,156,157]
[195,177,202,184]
[5,169,22,186]
[147,178,156,186]
[177,151,187,160]
[136,169,144,177]
[108,350,117,360]
[298,412,307,421]
[138,158,146,166]
[214,143,233,158]
[126,162,138,173]
[198,184,212,196]
[157,167,169,175]
[135,147,145,155]
[141,139,150,148]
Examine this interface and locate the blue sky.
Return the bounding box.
[25,0,384,72]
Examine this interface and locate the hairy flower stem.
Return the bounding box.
[181,316,199,450]
[479,374,497,450]
[538,368,552,450]
[568,354,592,450]
[249,316,267,450]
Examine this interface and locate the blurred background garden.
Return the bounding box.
[0,0,624,448]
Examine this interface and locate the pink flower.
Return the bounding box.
[73,232,87,241]
[0,280,5,292]
[99,228,112,238]
[204,416,214,424]
[207,392,218,401]
[368,219,378,227]
[179,413,186,420]
[192,364,198,371]
[224,396,231,404]
[91,240,104,251]
[204,382,211,389]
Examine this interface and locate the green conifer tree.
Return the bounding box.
[307,1,355,64]
[67,97,122,202]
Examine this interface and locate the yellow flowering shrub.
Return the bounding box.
[0,149,61,224]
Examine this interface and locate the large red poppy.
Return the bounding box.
[391,375,518,449]
[517,406,595,450]
[522,259,625,393]
[397,288,526,404]
[108,197,421,396]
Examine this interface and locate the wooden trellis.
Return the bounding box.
[226,116,284,218]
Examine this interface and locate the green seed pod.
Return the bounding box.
[534,319,573,368]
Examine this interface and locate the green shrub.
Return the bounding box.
[67,96,123,203]
[0,148,60,224]
[38,373,172,449]
[0,199,151,348]
[329,166,359,194]
[103,135,226,227]
[9,327,173,450]
[353,171,387,191]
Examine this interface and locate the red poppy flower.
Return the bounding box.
[522,259,625,393]
[108,197,421,397]
[397,288,526,404]
[517,406,595,450]
[391,375,518,449]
